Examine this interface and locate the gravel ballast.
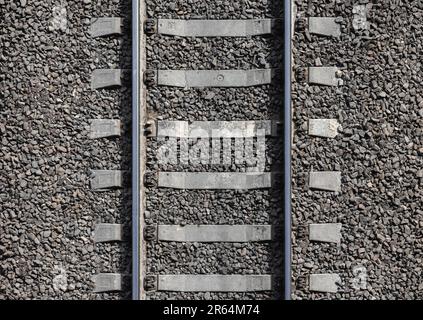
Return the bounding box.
[1,0,132,299]
[143,0,284,300]
[292,0,422,299]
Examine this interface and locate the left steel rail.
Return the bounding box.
[283,0,292,300]
[132,0,145,300]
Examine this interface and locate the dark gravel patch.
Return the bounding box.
[292,0,422,300]
[143,0,284,299]
[0,0,132,299]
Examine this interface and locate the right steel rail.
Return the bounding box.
[132,0,142,300]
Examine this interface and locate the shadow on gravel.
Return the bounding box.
[268,1,285,300]
[119,1,133,299]
[106,1,132,300]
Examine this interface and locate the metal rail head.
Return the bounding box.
[132,0,141,301]
[284,0,292,301]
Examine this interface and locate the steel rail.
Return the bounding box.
[283,0,292,300]
[132,0,141,300]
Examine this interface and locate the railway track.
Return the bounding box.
[88,0,291,300]
[139,1,290,300]
[1,0,420,301]
[89,0,369,300]
[88,0,422,301]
